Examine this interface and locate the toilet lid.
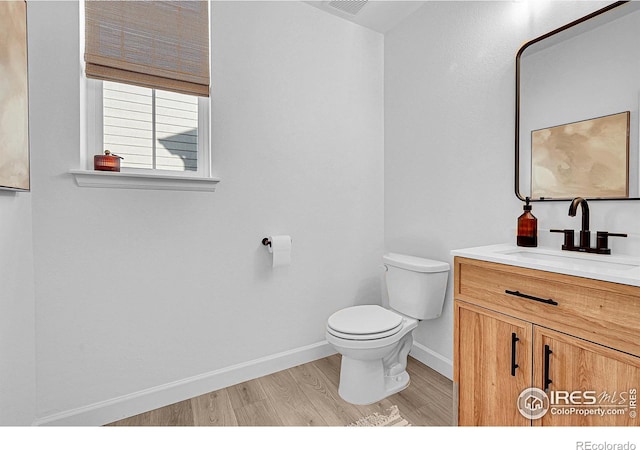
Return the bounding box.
[327,305,403,339]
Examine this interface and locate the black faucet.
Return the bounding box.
[551,197,626,254]
[568,197,590,248]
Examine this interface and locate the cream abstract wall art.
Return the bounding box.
[531,111,629,200]
[0,1,30,191]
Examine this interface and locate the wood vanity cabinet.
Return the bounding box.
[453,256,640,426]
[456,303,533,426]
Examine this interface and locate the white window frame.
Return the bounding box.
[73,78,218,191]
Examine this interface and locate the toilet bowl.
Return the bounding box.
[326,253,449,405]
[326,305,418,405]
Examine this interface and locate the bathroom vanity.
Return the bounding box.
[452,244,640,426]
[452,0,640,427]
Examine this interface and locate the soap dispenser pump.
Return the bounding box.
[517,197,537,247]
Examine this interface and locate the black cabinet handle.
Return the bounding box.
[505,289,558,306]
[511,332,519,376]
[543,344,553,391]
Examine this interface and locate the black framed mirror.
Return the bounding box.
[515,1,640,202]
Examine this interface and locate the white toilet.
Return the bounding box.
[325,253,449,405]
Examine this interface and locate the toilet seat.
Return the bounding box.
[327,305,404,341]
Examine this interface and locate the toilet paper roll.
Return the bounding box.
[268,235,291,268]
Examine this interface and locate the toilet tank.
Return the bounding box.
[383,253,450,320]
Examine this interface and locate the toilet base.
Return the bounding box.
[329,327,415,405]
[337,356,411,405]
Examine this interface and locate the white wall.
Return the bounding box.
[28,1,383,423]
[384,1,622,378]
[0,2,38,425]
[0,191,35,425]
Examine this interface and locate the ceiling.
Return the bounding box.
[304,1,426,34]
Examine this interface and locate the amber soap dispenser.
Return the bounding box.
[517,197,537,247]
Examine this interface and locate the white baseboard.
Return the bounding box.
[409,341,453,380]
[33,341,336,426]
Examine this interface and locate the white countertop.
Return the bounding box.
[451,243,640,287]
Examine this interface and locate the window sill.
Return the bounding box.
[70,169,220,192]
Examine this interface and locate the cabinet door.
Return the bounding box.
[534,327,640,426]
[455,301,533,426]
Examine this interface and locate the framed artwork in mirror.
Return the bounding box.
[531,111,629,200]
[0,0,30,191]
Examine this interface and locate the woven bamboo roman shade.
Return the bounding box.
[85,0,209,97]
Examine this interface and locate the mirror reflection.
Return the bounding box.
[516,1,640,201]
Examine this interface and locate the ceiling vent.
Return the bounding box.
[327,0,369,17]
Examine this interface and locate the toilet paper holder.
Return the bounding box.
[261,237,292,247]
[261,236,292,267]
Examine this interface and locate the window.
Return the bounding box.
[89,80,209,176]
[75,1,218,191]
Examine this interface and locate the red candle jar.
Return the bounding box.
[94,150,123,172]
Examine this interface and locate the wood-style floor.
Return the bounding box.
[106,354,453,426]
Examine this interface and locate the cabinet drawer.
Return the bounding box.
[454,257,640,357]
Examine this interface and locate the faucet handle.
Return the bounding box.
[551,229,575,250]
[596,231,627,254]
